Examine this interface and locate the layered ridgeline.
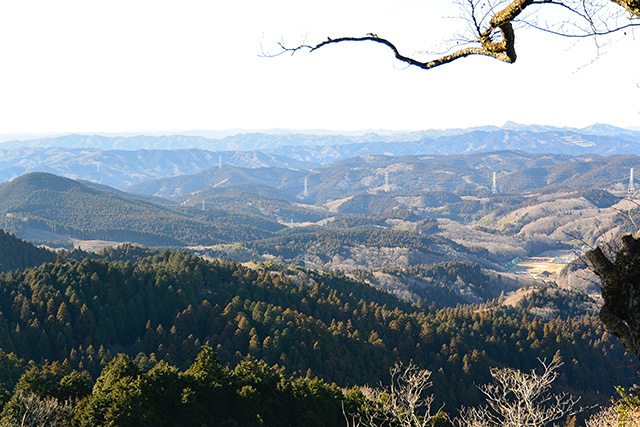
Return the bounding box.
[2,124,640,189]
[126,151,580,200]
[0,166,633,280]
[0,247,632,415]
[128,151,640,203]
[0,172,507,273]
[0,147,316,188]
[3,149,626,206]
[0,172,285,246]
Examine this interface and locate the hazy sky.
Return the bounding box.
[0,0,638,134]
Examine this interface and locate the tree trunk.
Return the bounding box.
[587,234,640,363]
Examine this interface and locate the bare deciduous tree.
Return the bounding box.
[455,354,580,427]
[586,387,640,427]
[586,404,640,427]
[345,361,436,427]
[274,0,639,70]
[1,391,76,427]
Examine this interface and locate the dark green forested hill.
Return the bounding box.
[0,346,355,427]
[0,229,56,273]
[0,250,632,412]
[65,243,160,264]
[0,173,282,246]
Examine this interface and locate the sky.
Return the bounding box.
[0,0,638,135]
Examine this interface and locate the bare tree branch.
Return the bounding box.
[276,32,516,70]
[3,391,77,427]
[352,361,436,427]
[456,355,581,427]
[272,0,640,70]
[611,0,640,18]
[520,20,640,36]
[586,401,640,426]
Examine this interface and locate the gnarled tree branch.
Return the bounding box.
[280,31,516,70]
[273,0,640,70]
[611,0,640,18]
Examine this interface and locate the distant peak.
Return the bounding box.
[502,121,524,128]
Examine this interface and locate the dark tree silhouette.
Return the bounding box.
[587,234,640,363]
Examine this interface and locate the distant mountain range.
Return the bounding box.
[0,123,638,189]
[0,148,315,188]
[268,129,639,165]
[1,122,638,150]
[128,151,640,204]
[1,122,639,150]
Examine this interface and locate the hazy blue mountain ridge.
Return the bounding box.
[0,147,316,188]
[128,150,621,203]
[1,122,638,152]
[268,130,640,165]
[1,124,638,189]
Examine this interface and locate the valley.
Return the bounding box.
[510,249,578,280]
[0,124,638,425]
[1,130,638,310]
[2,137,638,301]
[4,0,640,420]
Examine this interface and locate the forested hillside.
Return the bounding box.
[0,142,639,425]
[0,346,353,427]
[0,249,631,415]
[0,230,56,272]
[0,173,281,246]
[0,153,636,273]
[200,226,499,271]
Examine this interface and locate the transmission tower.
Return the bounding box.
[491,172,497,194]
[218,154,222,170]
[629,168,635,197]
[384,171,390,192]
[303,177,309,197]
